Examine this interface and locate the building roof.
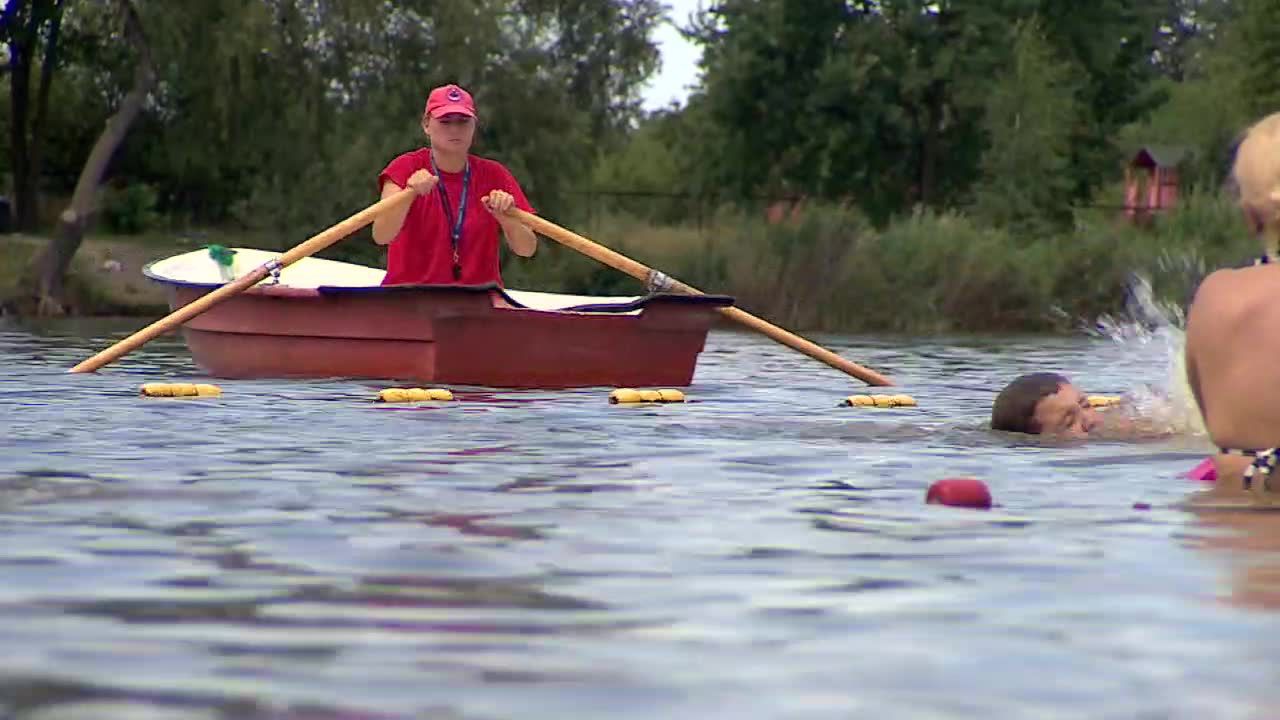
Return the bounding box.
[1131,145,1191,168]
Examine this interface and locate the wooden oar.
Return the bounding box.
[69,188,419,374]
[509,209,893,387]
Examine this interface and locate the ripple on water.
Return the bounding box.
[2,320,1275,720]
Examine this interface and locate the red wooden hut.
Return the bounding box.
[1124,146,1187,223]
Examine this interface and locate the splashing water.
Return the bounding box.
[1087,270,1206,437]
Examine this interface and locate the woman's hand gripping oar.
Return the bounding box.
[68,188,419,374]
[508,209,893,386]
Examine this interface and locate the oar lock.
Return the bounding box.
[645,270,675,293]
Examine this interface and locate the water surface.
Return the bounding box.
[0,319,1271,720]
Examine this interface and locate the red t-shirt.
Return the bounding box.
[377,149,534,286]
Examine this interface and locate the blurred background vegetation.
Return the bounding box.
[1,0,1273,329]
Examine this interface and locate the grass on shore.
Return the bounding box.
[0,228,280,316]
[503,191,1253,333]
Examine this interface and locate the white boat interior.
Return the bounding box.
[145,247,648,313]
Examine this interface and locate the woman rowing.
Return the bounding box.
[372,83,537,285]
[1185,112,1280,501]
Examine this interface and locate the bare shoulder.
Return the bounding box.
[1191,267,1237,303]
[1188,265,1280,338]
[1186,268,1238,345]
[1188,268,1240,320]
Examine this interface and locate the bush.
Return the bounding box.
[494,195,1252,334]
[101,183,160,235]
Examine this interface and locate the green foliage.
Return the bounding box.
[588,110,696,224]
[1116,77,1240,191]
[1114,189,1253,306]
[501,194,1250,334]
[0,239,37,295]
[22,0,662,231]
[675,0,1180,223]
[1219,0,1280,121]
[499,212,721,296]
[16,0,1280,331]
[971,17,1082,235]
[101,182,159,234]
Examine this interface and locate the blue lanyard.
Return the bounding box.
[429,152,470,280]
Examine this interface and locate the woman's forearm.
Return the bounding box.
[372,183,414,245]
[499,216,537,257]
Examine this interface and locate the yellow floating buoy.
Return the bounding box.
[609,388,686,404]
[1088,395,1122,408]
[140,383,222,397]
[841,393,917,408]
[376,388,454,403]
[609,388,642,404]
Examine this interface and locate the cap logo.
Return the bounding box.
[447,88,462,101]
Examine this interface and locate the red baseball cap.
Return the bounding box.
[425,84,476,119]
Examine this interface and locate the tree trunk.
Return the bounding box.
[6,0,37,232]
[917,82,943,209]
[28,0,66,212]
[918,121,936,207]
[30,0,154,316]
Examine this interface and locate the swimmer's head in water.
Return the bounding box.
[991,372,1099,438]
[1232,112,1280,245]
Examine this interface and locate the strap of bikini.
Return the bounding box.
[1219,447,1280,497]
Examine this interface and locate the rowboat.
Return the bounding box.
[143,248,733,388]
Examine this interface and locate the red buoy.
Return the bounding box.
[926,478,993,510]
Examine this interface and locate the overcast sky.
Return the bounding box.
[639,0,705,111]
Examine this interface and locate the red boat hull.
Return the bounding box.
[162,283,732,388]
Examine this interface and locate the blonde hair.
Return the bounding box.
[1233,112,1280,256]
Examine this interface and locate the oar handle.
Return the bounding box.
[510,209,893,387]
[69,188,418,374]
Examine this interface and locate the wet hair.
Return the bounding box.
[1232,112,1280,253]
[990,372,1070,434]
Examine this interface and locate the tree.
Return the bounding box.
[1117,0,1278,194]
[1150,0,1231,81]
[25,0,152,315]
[971,17,1082,234]
[1213,0,1280,122]
[685,0,850,203]
[3,0,67,232]
[589,107,695,224]
[686,0,1013,221]
[1032,0,1167,200]
[107,0,661,232]
[5,0,665,314]
[516,0,662,137]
